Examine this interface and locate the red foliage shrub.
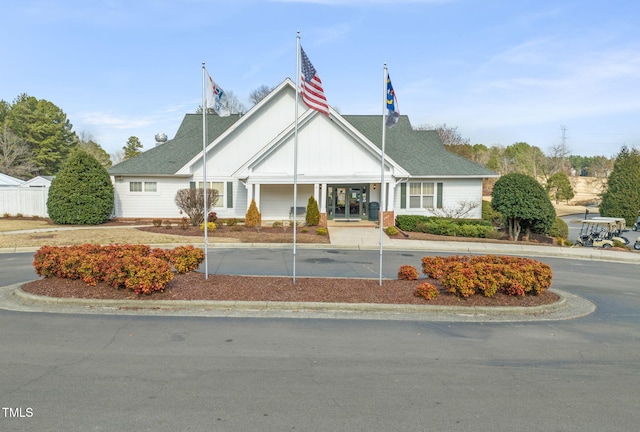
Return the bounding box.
[397,265,419,281]
[32,244,205,295]
[415,282,440,300]
[420,254,553,298]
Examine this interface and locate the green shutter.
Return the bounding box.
[437,182,443,208]
[189,181,196,189]
[227,182,233,208]
[400,183,406,209]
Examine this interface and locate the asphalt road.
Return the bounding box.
[1,249,639,431]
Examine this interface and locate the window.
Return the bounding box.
[144,182,157,192]
[130,181,156,192]
[193,181,226,207]
[409,182,434,209]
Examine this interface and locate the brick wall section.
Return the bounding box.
[379,210,395,228]
[319,212,327,227]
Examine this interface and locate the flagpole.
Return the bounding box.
[201,62,209,279]
[293,32,302,284]
[379,64,388,286]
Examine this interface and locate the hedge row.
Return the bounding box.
[420,255,552,298]
[33,244,205,295]
[396,215,496,238]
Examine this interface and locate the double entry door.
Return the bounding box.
[328,185,367,220]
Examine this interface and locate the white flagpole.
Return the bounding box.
[201,62,209,279]
[293,31,301,284]
[379,64,388,286]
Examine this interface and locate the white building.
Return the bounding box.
[109,79,496,226]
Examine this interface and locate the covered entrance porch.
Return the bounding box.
[326,184,378,222]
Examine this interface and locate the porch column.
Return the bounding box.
[314,183,320,206]
[386,182,395,211]
[246,183,253,209]
[319,183,327,212]
[254,183,261,210]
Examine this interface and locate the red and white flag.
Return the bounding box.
[300,47,329,116]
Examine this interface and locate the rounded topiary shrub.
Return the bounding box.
[47,150,114,224]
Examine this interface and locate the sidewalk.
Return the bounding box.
[326,226,640,265]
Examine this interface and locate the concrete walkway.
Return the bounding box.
[326,226,640,265]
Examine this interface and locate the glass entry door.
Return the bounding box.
[328,185,367,220]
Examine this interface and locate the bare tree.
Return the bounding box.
[249,85,273,106]
[417,123,470,146]
[0,125,36,178]
[174,188,219,226]
[430,200,480,218]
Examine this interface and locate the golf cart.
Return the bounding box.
[632,213,640,231]
[574,220,616,248]
[590,217,630,244]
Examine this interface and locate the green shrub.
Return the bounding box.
[152,219,162,227]
[549,217,569,239]
[301,227,309,233]
[481,200,503,225]
[316,227,328,236]
[385,226,399,236]
[47,150,114,225]
[272,221,283,228]
[305,196,320,226]
[226,218,238,227]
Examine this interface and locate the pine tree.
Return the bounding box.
[600,146,640,225]
[47,150,114,224]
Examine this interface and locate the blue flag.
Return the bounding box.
[385,73,399,128]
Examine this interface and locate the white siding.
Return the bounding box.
[259,184,313,220]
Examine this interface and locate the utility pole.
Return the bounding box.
[560,125,568,172]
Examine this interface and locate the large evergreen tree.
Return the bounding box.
[47,150,114,224]
[491,173,556,241]
[599,146,640,225]
[4,94,77,175]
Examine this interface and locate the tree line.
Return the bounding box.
[422,124,615,180]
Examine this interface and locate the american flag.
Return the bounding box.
[300,47,329,116]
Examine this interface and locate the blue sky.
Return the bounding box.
[2,0,639,158]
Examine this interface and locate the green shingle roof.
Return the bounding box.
[109,112,496,178]
[108,114,241,176]
[343,115,497,177]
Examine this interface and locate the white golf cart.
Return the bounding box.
[574,220,616,248]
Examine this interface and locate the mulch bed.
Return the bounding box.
[22,273,560,307]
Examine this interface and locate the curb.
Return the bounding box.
[3,283,596,322]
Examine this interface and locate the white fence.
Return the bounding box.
[0,188,49,217]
